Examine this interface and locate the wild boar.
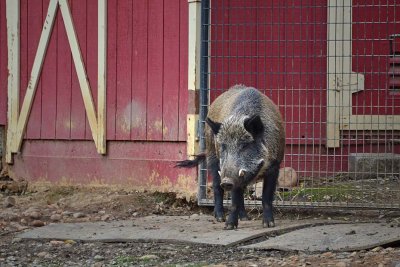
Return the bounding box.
[176,85,285,230]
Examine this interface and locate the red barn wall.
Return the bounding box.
[0,0,196,193]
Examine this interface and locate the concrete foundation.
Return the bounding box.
[348,153,400,178]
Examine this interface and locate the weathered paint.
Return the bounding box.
[8,140,197,196]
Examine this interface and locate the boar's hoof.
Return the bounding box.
[263,220,275,228]
[224,223,238,230]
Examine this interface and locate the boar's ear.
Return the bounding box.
[206,117,222,135]
[244,115,264,136]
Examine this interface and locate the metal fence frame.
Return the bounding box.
[197,0,400,210]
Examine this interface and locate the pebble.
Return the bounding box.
[335,262,347,267]
[31,220,45,227]
[94,255,105,261]
[321,252,334,258]
[37,252,52,259]
[3,196,16,208]
[98,210,106,215]
[62,211,73,216]
[28,211,41,220]
[371,246,383,252]
[50,214,62,221]
[73,212,86,218]
[50,240,65,246]
[139,254,159,260]
[101,214,111,221]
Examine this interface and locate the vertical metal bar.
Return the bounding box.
[198,0,210,204]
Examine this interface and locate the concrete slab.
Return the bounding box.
[17,215,331,246]
[242,223,400,252]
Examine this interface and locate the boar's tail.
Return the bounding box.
[175,153,206,168]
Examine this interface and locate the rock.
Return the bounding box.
[3,196,16,208]
[50,214,62,221]
[371,246,383,252]
[37,251,52,259]
[139,254,159,261]
[26,211,41,220]
[98,210,106,215]
[49,240,64,246]
[62,211,73,216]
[101,214,111,221]
[73,212,86,218]
[335,262,347,267]
[31,220,45,227]
[64,239,76,245]
[321,252,334,258]
[94,255,105,261]
[278,167,298,189]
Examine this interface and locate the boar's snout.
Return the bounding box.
[220,177,234,191]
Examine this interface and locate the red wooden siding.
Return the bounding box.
[0,0,188,141]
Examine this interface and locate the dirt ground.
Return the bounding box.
[1,182,400,267]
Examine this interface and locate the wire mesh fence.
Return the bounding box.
[198,0,400,209]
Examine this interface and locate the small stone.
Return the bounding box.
[73,212,86,218]
[37,252,52,259]
[64,239,76,245]
[371,246,383,252]
[20,218,27,225]
[7,256,16,261]
[132,212,138,217]
[62,211,73,216]
[101,214,112,221]
[321,252,334,258]
[50,214,62,221]
[98,210,106,215]
[29,211,41,220]
[94,255,105,261]
[31,220,45,227]
[3,196,16,208]
[378,263,384,267]
[139,254,159,261]
[50,240,64,246]
[335,262,347,267]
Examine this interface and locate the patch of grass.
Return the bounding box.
[276,184,360,203]
[44,186,77,204]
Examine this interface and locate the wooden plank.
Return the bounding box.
[97,0,106,153]
[40,0,57,139]
[0,0,7,125]
[19,0,27,128]
[25,0,43,139]
[55,5,72,139]
[106,0,117,140]
[115,0,132,140]
[162,0,180,141]
[86,0,98,140]
[178,0,188,142]
[69,0,87,139]
[147,0,164,141]
[6,0,20,162]
[59,0,98,144]
[131,0,148,140]
[14,0,58,151]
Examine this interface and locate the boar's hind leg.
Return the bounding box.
[224,187,244,230]
[209,158,225,222]
[262,161,280,228]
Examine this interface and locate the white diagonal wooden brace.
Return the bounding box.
[6,0,107,163]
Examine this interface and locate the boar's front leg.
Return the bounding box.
[225,187,244,230]
[262,161,280,228]
[209,157,225,222]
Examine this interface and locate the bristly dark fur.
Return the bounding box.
[175,153,206,168]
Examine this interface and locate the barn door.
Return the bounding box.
[326,0,400,148]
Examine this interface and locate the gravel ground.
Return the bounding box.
[1,184,400,266]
